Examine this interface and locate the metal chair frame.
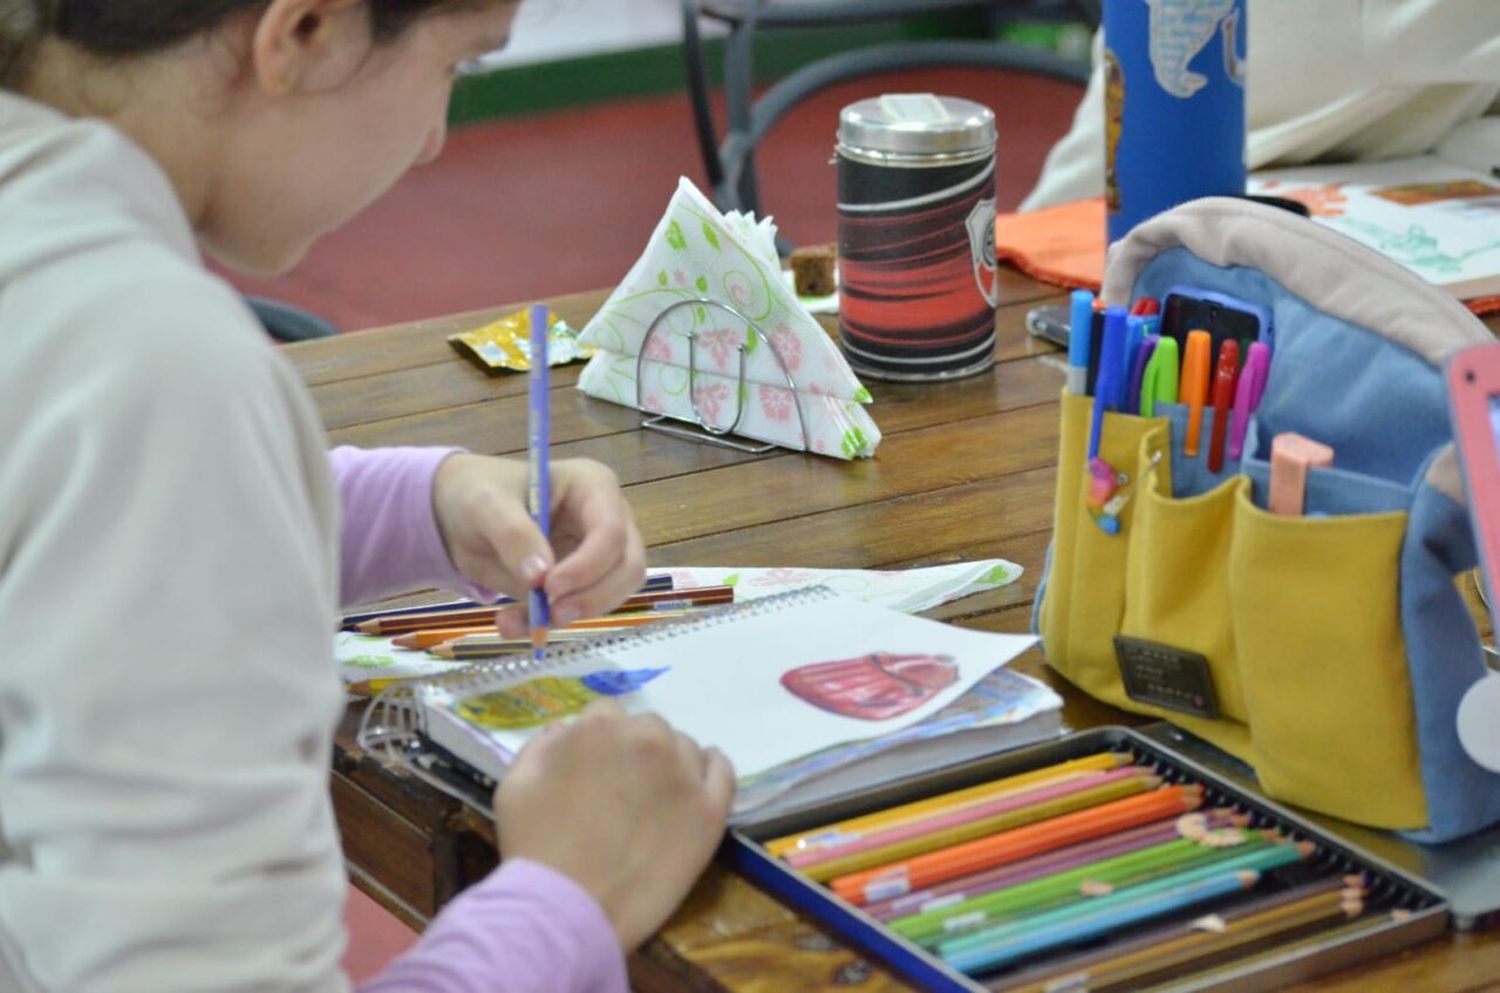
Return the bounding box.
[681,0,1099,236]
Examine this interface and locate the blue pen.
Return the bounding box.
[1086,306,1129,460]
[528,303,552,661]
[1067,289,1094,395]
[1101,306,1129,409]
[1125,314,1147,376]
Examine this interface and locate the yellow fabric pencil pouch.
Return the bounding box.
[1034,198,1500,843]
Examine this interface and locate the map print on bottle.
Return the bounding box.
[454,667,669,731]
[780,652,959,721]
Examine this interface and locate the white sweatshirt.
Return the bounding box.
[0,92,627,993]
[1024,0,1500,210]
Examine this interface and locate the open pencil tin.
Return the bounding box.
[723,724,1449,993]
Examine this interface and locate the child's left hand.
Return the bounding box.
[432,454,646,638]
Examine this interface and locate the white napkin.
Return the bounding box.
[576,177,880,459]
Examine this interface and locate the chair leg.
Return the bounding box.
[681,0,725,190]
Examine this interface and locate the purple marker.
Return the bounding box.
[1126,333,1160,416]
[1228,340,1271,460]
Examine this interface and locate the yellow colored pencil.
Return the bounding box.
[765,752,1133,858]
[802,774,1161,884]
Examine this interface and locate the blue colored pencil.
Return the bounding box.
[938,840,1309,962]
[941,868,1260,975]
[528,303,551,661]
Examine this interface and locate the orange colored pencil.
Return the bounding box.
[830,784,1203,906]
[765,752,1134,859]
[798,772,1160,883]
[492,604,712,630]
[391,626,606,650]
[428,613,690,659]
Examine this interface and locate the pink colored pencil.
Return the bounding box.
[862,809,1242,923]
[788,767,1153,872]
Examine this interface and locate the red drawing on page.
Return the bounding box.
[780,652,959,721]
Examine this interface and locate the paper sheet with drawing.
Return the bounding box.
[1250,157,1500,299]
[419,587,1036,782]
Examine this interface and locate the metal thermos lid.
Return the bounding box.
[837,94,996,158]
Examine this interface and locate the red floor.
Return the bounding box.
[222,71,1083,333]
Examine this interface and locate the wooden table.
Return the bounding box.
[285,271,1500,993]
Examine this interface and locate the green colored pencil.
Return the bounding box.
[937,840,1313,959]
[894,832,1274,946]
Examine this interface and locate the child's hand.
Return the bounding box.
[494,700,736,950]
[432,454,646,636]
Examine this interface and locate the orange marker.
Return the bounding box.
[1180,330,1212,457]
[830,784,1204,906]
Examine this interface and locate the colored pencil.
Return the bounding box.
[941,868,1263,974]
[830,784,1203,906]
[502,583,733,614]
[346,675,437,696]
[894,832,1278,947]
[429,610,700,659]
[988,876,1360,993]
[801,774,1162,884]
[392,624,622,651]
[865,810,1247,923]
[767,752,1134,859]
[528,302,551,662]
[787,767,1155,872]
[349,574,674,634]
[938,840,1312,967]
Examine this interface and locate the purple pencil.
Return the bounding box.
[863,809,1243,923]
[527,303,551,662]
[789,767,1154,872]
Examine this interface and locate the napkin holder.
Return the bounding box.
[636,298,808,454]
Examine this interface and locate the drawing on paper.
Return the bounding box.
[454,667,669,731]
[780,651,959,721]
[1332,219,1500,276]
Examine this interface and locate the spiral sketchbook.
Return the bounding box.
[358,587,1048,817]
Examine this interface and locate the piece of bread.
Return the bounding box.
[789,244,837,297]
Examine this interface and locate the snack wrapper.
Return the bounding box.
[449,308,594,372]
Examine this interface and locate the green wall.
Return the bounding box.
[447,10,1077,126]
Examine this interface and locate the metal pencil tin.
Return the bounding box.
[836,94,999,382]
[725,724,1449,993]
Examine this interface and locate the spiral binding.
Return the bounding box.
[356,585,840,811]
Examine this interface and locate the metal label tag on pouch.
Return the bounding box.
[1115,635,1220,719]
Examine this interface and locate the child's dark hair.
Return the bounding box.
[1,0,492,86]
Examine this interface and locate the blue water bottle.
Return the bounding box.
[1104,0,1247,244]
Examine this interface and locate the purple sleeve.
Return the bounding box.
[328,445,495,607]
[356,858,629,993]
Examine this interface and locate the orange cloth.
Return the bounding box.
[993,197,1105,293]
[993,195,1500,317]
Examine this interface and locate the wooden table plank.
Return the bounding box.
[285,279,1500,993]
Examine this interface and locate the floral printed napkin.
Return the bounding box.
[576,176,880,459]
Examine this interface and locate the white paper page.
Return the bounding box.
[1249,157,1500,292]
[462,589,1036,779]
